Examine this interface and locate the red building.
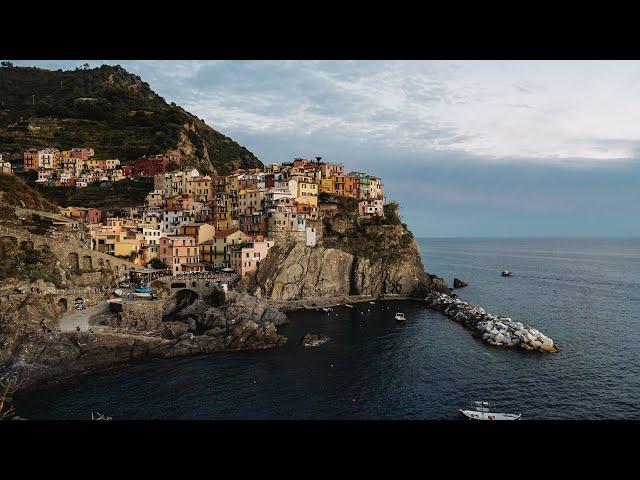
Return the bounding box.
[264,174,275,189]
[70,148,94,161]
[86,208,102,224]
[133,155,179,176]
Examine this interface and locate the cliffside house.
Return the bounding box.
[227,239,274,277]
[358,198,385,217]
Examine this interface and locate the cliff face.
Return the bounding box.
[255,203,449,302]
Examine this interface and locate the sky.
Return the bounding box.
[9,60,640,237]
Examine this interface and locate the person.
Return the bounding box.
[76,326,80,332]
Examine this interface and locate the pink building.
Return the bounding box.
[227,239,274,277]
[166,194,195,212]
[159,235,203,274]
[70,148,94,161]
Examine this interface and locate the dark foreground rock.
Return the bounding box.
[0,290,288,392]
[300,333,331,347]
[453,278,468,289]
[426,292,556,352]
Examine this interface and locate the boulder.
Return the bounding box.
[301,333,331,348]
[453,278,468,289]
[161,321,191,340]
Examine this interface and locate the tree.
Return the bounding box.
[149,258,168,270]
[0,61,14,69]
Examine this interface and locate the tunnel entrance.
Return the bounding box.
[174,289,199,311]
[58,298,68,312]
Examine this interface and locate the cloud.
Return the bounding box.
[13,60,640,167]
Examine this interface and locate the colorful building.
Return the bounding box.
[227,239,274,277]
[159,235,202,274]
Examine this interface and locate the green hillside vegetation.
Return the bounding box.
[0,238,62,286]
[33,176,154,210]
[0,63,262,174]
[0,172,58,212]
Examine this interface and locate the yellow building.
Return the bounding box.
[319,178,335,194]
[297,180,318,198]
[54,150,72,169]
[176,223,216,245]
[200,228,250,267]
[187,177,215,202]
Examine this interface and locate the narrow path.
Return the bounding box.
[59,300,110,333]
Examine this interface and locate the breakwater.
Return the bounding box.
[426,292,556,352]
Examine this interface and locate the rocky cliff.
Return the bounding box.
[254,201,449,302]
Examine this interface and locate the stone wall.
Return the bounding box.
[116,301,164,331]
[0,225,135,279]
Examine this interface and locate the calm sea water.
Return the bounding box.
[16,238,640,419]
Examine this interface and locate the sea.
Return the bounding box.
[15,237,640,420]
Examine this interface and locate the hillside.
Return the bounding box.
[0,172,58,212]
[34,176,155,210]
[0,63,262,175]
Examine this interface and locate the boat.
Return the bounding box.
[501,270,513,277]
[395,312,406,322]
[132,292,153,298]
[91,411,112,420]
[369,301,376,305]
[344,304,354,308]
[459,401,521,421]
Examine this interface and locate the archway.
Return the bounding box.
[20,240,34,250]
[0,236,17,246]
[173,289,199,312]
[74,297,85,310]
[81,255,93,271]
[58,298,68,312]
[67,252,80,271]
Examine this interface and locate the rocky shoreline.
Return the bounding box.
[0,290,288,393]
[426,292,556,352]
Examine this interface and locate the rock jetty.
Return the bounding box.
[426,292,556,352]
[301,333,331,347]
[453,278,468,289]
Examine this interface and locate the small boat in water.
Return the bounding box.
[344,304,354,308]
[459,401,521,421]
[501,270,513,277]
[369,301,376,305]
[395,312,406,322]
[91,411,112,420]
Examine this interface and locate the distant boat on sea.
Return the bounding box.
[501,270,513,277]
[459,401,521,421]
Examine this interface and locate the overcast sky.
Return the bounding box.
[10,60,640,237]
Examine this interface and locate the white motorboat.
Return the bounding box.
[395,312,406,322]
[459,401,521,421]
[501,270,513,277]
[344,304,354,308]
[369,301,376,305]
